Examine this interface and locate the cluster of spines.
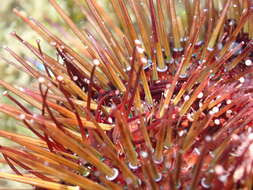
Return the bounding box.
[0,0,252,190]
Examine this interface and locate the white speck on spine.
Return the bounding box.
[72,76,78,81]
[19,114,26,120]
[214,119,220,125]
[239,77,245,83]
[212,106,219,113]
[245,59,252,66]
[184,95,190,101]
[141,57,148,64]
[197,92,203,99]
[2,91,8,96]
[215,165,224,175]
[57,75,64,81]
[140,151,148,158]
[134,39,141,45]
[226,99,232,104]
[93,59,100,66]
[137,47,145,54]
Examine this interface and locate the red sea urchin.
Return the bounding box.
[0,0,253,189]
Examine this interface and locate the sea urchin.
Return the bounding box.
[0,0,253,189]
